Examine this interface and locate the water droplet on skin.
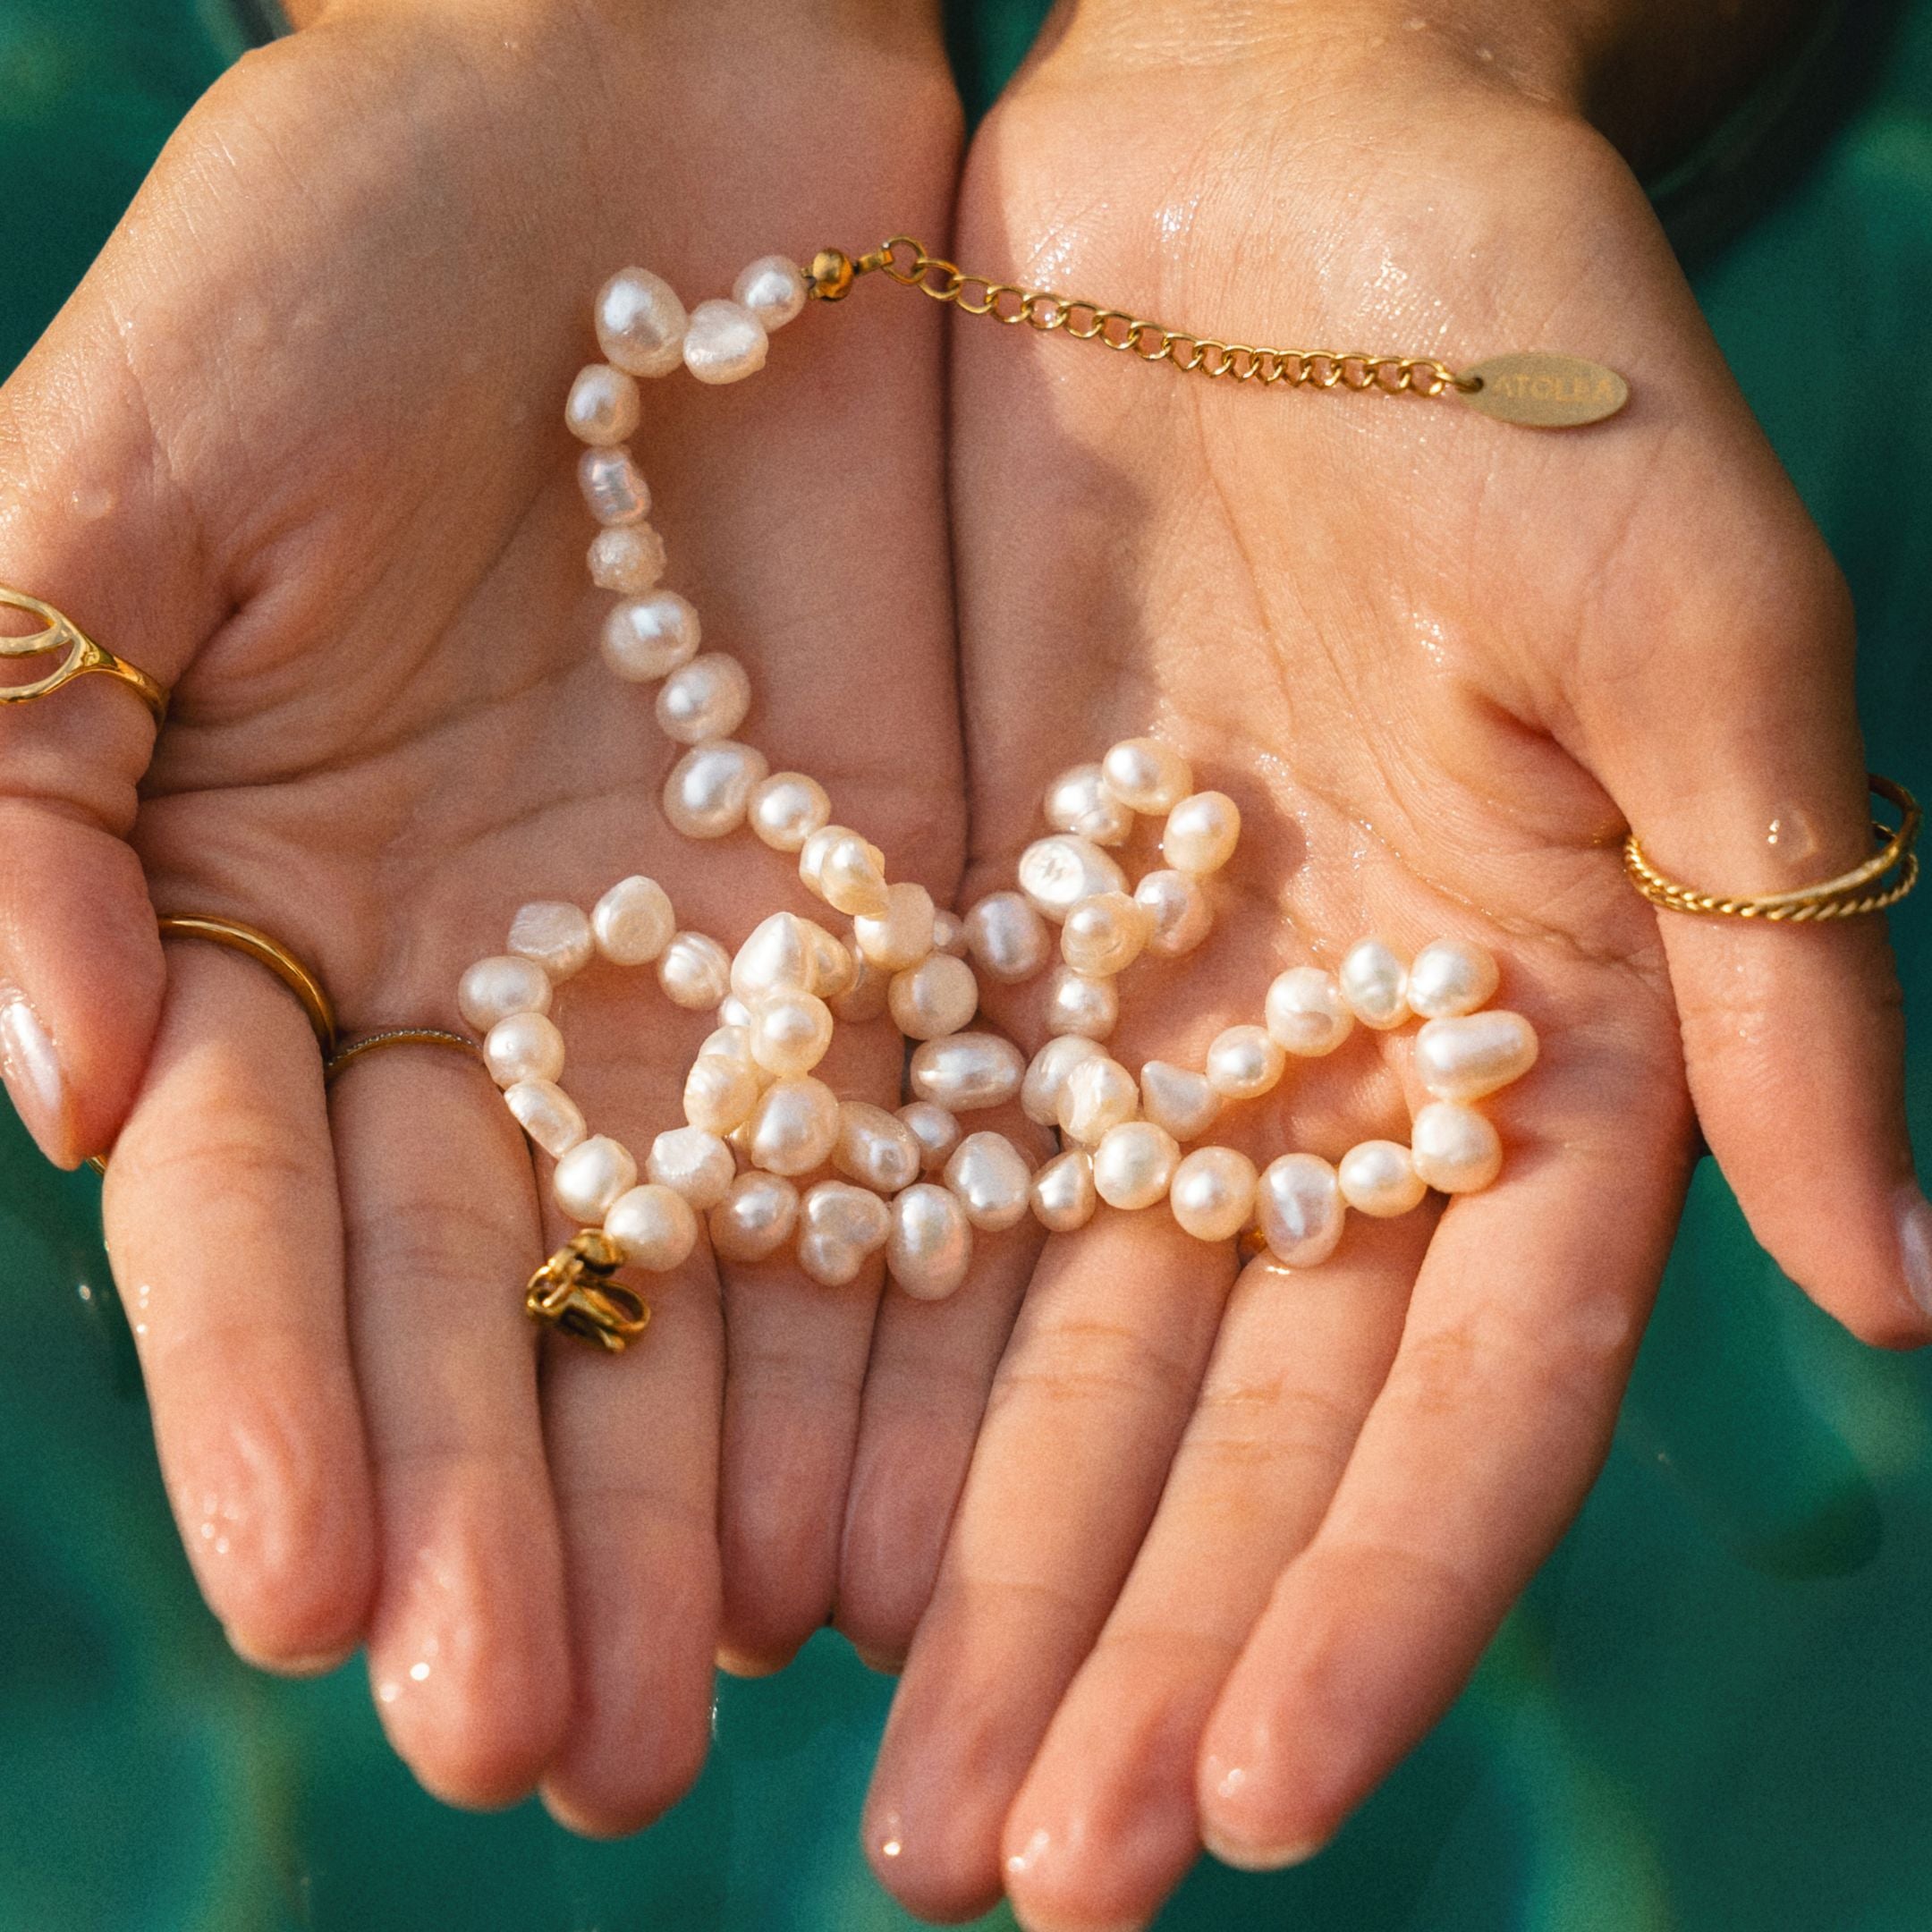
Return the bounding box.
[69,487,114,521]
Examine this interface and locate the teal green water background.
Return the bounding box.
[3,3,1930,1926]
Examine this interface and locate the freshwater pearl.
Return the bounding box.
[1060,892,1151,978]
[944,1131,1033,1232]
[1100,737,1193,815]
[800,825,886,895]
[1411,1101,1503,1192]
[888,953,979,1040]
[508,901,595,981]
[1031,1148,1097,1233]
[897,1100,961,1174]
[1162,792,1241,875]
[732,911,821,1002]
[646,1125,737,1210]
[602,590,701,682]
[733,254,809,330]
[800,826,890,919]
[697,1023,758,1072]
[1256,1153,1344,1267]
[931,910,967,957]
[1021,1035,1105,1125]
[564,363,640,445]
[554,1134,637,1222]
[1045,966,1118,1040]
[604,1182,699,1272]
[1139,1060,1222,1143]
[656,653,752,744]
[830,950,891,1023]
[504,1078,586,1159]
[1412,1011,1539,1103]
[657,930,733,1010]
[486,1012,565,1087]
[1135,869,1214,959]
[682,298,768,384]
[1058,1055,1140,1145]
[596,267,688,377]
[834,1102,923,1195]
[663,739,768,839]
[747,1074,841,1175]
[589,523,668,594]
[1338,938,1411,1030]
[799,1181,893,1286]
[1092,1121,1181,1210]
[887,1182,973,1300]
[1170,1146,1259,1242]
[577,445,650,526]
[708,1171,800,1263]
[749,772,831,852]
[963,891,1051,983]
[1043,762,1133,847]
[591,875,675,966]
[1205,1024,1287,1101]
[854,881,936,970]
[909,1032,1026,1112]
[748,989,835,1076]
[807,924,855,999]
[1264,966,1354,1056]
[684,1051,763,1133]
[458,954,552,1031]
[1406,937,1500,1019]
[1018,835,1129,922]
[1338,1140,1426,1217]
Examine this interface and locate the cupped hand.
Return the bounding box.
[859,13,1928,1925]
[0,0,962,1831]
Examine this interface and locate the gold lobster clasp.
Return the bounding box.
[525,1230,652,1352]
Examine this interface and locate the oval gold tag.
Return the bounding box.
[1459,352,1629,428]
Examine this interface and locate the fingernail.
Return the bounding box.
[1897,1184,1932,1320]
[0,985,68,1163]
[1199,1823,1326,1872]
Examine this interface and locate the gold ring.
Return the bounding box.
[325,1027,482,1085]
[157,914,338,1055]
[0,586,168,723]
[1624,775,1921,921]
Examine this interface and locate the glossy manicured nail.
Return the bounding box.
[1199,1759,1326,1870]
[1897,1183,1932,1320]
[0,986,68,1162]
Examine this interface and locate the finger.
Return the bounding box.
[334,1046,569,1809]
[1195,1035,1688,1868]
[862,1211,1236,1924]
[1000,1217,1427,1932]
[102,938,374,1668]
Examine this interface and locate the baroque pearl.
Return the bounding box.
[1045,966,1118,1040]
[887,1182,973,1300]
[897,1100,961,1174]
[1060,892,1151,978]
[684,1051,763,1133]
[1257,1153,1344,1267]
[1044,763,1133,847]
[909,1032,1026,1113]
[854,881,936,970]
[1407,937,1500,1019]
[748,990,834,1076]
[1022,1035,1106,1126]
[931,910,967,957]
[458,954,552,1031]
[1101,737,1193,815]
[1031,1148,1097,1233]
[888,953,979,1040]
[1205,1024,1286,1101]
[554,1134,637,1222]
[1139,1060,1222,1143]
[596,267,688,377]
[1135,869,1214,959]
[486,1011,565,1087]
[834,1102,923,1195]
[733,911,832,1002]
[747,1074,841,1175]
[1264,966,1354,1056]
[749,772,831,853]
[944,1131,1033,1232]
[963,891,1051,983]
[504,1078,586,1158]
[589,523,668,594]
[733,254,809,330]
[1018,835,1129,922]
[1411,1101,1503,1192]
[657,930,733,1010]
[1339,938,1411,1030]
[1092,1121,1180,1211]
[663,739,768,839]
[646,1125,737,1210]
[578,445,649,525]
[709,1171,799,1263]
[604,1182,699,1272]
[697,1023,758,1071]
[1412,1010,1539,1103]
[592,875,674,966]
[565,363,640,445]
[682,298,768,384]
[656,653,752,744]
[1058,1055,1140,1145]
[1162,792,1241,875]
[1338,1140,1426,1217]
[801,1179,892,1277]
[1170,1146,1258,1242]
[602,590,701,682]
[800,826,890,919]
[509,901,595,981]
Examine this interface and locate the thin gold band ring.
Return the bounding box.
[0,586,168,723]
[324,1027,483,1085]
[157,914,339,1056]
